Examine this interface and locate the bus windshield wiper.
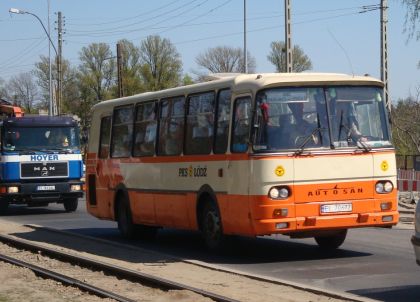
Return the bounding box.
[338,120,372,153]
[294,127,325,156]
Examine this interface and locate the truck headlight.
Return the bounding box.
[70,185,81,191]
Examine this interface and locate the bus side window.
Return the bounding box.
[214,89,231,154]
[231,97,251,153]
[185,92,215,155]
[158,97,185,156]
[98,116,112,158]
[111,106,134,158]
[133,101,157,157]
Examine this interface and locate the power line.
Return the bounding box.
[65,0,180,27]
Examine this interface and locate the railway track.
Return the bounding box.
[0,233,238,302]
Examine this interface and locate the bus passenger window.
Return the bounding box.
[98,116,111,158]
[158,97,185,156]
[133,101,157,157]
[111,106,134,158]
[231,97,251,153]
[214,89,231,154]
[185,92,215,155]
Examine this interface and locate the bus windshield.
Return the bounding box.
[2,126,80,152]
[253,86,391,152]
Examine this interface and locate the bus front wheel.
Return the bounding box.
[201,201,224,250]
[314,229,347,249]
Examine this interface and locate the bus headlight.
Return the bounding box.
[376,181,393,194]
[269,186,290,199]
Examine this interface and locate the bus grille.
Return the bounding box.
[20,162,68,178]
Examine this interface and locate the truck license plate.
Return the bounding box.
[37,185,55,191]
[320,203,352,214]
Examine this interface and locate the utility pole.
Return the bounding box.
[380,0,390,111]
[116,43,124,98]
[284,0,292,73]
[243,0,247,73]
[57,11,63,115]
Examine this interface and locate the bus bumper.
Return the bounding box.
[253,210,399,236]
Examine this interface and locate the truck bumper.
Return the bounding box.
[0,181,84,204]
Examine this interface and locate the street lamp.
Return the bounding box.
[9,7,57,116]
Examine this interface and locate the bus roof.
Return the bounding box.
[92,72,384,111]
[2,116,78,127]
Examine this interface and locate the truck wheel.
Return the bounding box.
[63,198,78,212]
[200,200,225,250]
[0,201,8,215]
[314,229,347,250]
[116,195,136,239]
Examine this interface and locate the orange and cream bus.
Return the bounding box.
[86,73,398,249]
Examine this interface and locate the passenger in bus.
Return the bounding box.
[232,101,250,152]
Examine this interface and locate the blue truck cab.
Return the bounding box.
[0,116,84,214]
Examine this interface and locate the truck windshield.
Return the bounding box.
[253,86,391,152]
[2,126,80,152]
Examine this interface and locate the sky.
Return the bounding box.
[0,0,419,102]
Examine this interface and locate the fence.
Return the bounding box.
[398,169,420,192]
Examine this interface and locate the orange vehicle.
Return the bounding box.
[86,73,398,249]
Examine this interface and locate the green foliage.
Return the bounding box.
[195,46,256,74]
[391,92,420,154]
[267,41,312,73]
[139,35,182,91]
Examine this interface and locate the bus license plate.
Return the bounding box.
[37,185,55,191]
[320,203,352,214]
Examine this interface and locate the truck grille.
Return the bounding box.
[20,162,68,178]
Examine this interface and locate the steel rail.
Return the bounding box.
[0,253,136,302]
[0,233,239,302]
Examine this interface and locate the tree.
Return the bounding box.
[0,77,8,100]
[78,43,115,102]
[34,55,80,113]
[8,72,38,113]
[402,0,420,67]
[391,87,420,154]
[139,35,182,91]
[267,41,312,73]
[402,0,420,41]
[195,46,256,74]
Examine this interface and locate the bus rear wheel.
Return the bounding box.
[201,201,224,250]
[116,196,136,239]
[63,198,78,212]
[314,229,347,249]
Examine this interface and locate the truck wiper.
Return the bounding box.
[294,127,325,156]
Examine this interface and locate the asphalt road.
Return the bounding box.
[1,199,419,302]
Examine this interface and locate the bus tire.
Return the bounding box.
[200,200,225,250]
[314,229,347,249]
[116,195,136,239]
[63,198,78,212]
[0,201,8,215]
